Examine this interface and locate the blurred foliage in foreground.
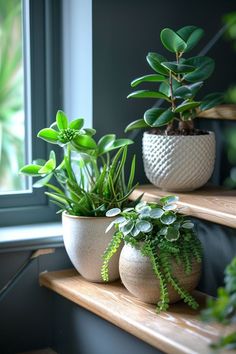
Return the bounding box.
[0,0,25,192]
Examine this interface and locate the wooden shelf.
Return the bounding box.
[40,269,234,354]
[197,104,236,120]
[130,185,236,229]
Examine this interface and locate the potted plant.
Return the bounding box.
[102,196,202,312]
[20,110,141,282]
[125,25,224,191]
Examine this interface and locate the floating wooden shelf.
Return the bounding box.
[40,269,234,354]
[197,104,236,120]
[130,185,236,229]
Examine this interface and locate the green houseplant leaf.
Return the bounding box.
[184,56,215,82]
[127,90,170,101]
[199,93,224,111]
[69,118,84,130]
[160,28,187,53]
[161,61,195,74]
[56,110,68,130]
[37,128,59,144]
[146,52,169,75]
[131,74,166,87]
[177,26,204,52]
[125,119,149,132]
[144,108,174,127]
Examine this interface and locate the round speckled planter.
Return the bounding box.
[119,244,201,304]
[62,212,121,283]
[142,131,215,192]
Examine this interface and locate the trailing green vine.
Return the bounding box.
[102,197,203,313]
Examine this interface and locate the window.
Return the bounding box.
[0,0,62,226]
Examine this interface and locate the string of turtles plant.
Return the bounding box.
[20,111,140,216]
[101,196,202,312]
[125,25,224,135]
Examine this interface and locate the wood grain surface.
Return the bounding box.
[130,185,236,229]
[197,104,236,120]
[40,269,236,354]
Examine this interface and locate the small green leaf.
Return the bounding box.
[33,173,53,188]
[144,108,174,127]
[37,128,59,144]
[163,204,177,211]
[72,134,97,150]
[98,134,116,155]
[69,118,84,130]
[84,128,96,136]
[127,90,170,101]
[158,227,168,236]
[182,222,194,229]
[199,93,224,111]
[106,208,121,217]
[165,226,180,241]
[136,220,153,233]
[19,164,43,176]
[160,195,179,205]
[139,206,152,217]
[131,74,166,87]
[111,138,134,150]
[184,56,215,82]
[146,52,169,75]
[150,208,164,219]
[56,110,68,130]
[120,220,135,235]
[177,26,204,53]
[174,82,203,99]
[160,28,187,53]
[125,119,149,132]
[159,79,181,97]
[175,101,200,113]
[161,212,177,225]
[161,61,195,74]
[38,159,55,174]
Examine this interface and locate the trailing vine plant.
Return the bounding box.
[101,196,203,313]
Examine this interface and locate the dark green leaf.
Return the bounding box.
[159,79,181,97]
[161,61,195,74]
[125,119,149,132]
[160,28,187,53]
[146,52,169,75]
[165,226,180,241]
[131,74,166,87]
[175,101,200,113]
[37,128,59,144]
[56,110,68,130]
[127,90,170,101]
[184,56,215,82]
[144,108,174,127]
[174,82,203,99]
[199,93,224,111]
[69,118,84,130]
[127,155,136,191]
[19,164,43,176]
[177,26,204,52]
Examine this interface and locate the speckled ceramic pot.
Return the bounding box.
[119,244,201,304]
[142,131,215,192]
[62,212,121,283]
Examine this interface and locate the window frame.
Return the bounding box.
[0,0,62,226]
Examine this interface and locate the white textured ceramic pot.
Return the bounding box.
[142,131,215,192]
[62,212,121,282]
[119,244,201,304]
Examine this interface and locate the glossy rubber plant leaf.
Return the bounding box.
[199,92,224,111]
[177,26,204,53]
[131,74,166,87]
[127,90,170,101]
[175,101,201,113]
[174,82,203,99]
[159,79,181,97]
[125,118,149,132]
[146,52,169,75]
[144,108,174,127]
[37,128,59,144]
[161,61,195,74]
[56,110,68,130]
[184,56,215,82]
[160,28,187,53]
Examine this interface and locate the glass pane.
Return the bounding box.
[0,0,26,193]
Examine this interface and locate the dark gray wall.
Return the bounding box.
[93,0,236,184]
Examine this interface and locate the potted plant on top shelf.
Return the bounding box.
[125,25,224,192]
[20,110,141,283]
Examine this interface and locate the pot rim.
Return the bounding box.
[143,130,214,138]
[62,210,109,220]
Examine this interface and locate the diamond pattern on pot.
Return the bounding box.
[142,132,216,192]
